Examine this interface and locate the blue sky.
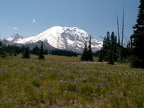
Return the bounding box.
[0,0,139,42]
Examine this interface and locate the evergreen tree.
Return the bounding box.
[0,37,2,54]
[130,0,144,68]
[99,32,110,61]
[111,32,117,61]
[38,42,45,59]
[107,51,114,64]
[98,49,103,62]
[99,32,118,64]
[87,35,93,61]
[51,49,77,57]
[32,46,39,55]
[81,36,93,61]
[10,46,17,56]
[107,32,117,64]
[104,32,110,61]
[0,37,3,57]
[81,41,88,61]
[22,47,30,59]
[0,36,7,58]
[21,45,25,53]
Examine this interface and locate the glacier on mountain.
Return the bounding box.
[6,26,102,53]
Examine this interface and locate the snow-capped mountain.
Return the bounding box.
[6,34,24,43]
[6,26,102,53]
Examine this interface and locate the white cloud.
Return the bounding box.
[32,19,36,23]
[13,27,18,30]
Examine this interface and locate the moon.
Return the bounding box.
[32,19,36,23]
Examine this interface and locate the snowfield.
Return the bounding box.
[6,26,103,53]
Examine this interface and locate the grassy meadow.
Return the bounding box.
[0,55,144,108]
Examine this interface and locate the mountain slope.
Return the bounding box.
[6,34,24,43]
[6,26,102,53]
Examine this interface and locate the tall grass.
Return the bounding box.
[0,55,144,107]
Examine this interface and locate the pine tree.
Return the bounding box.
[87,35,93,61]
[32,46,39,55]
[0,36,2,54]
[111,32,117,61]
[99,32,110,61]
[22,47,30,59]
[0,36,7,58]
[99,32,117,64]
[81,41,88,61]
[107,32,117,64]
[104,32,110,61]
[39,42,45,59]
[98,48,103,62]
[130,0,144,68]
[81,36,94,61]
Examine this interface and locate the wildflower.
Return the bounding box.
[0,68,8,73]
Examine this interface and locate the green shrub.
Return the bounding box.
[32,79,41,87]
[128,55,144,68]
[80,84,93,95]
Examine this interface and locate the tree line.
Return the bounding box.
[81,0,144,68]
[1,0,144,68]
[51,49,77,57]
[0,41,78,59]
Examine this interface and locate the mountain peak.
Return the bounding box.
[6,26,102,53]
[6,34,24,42]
